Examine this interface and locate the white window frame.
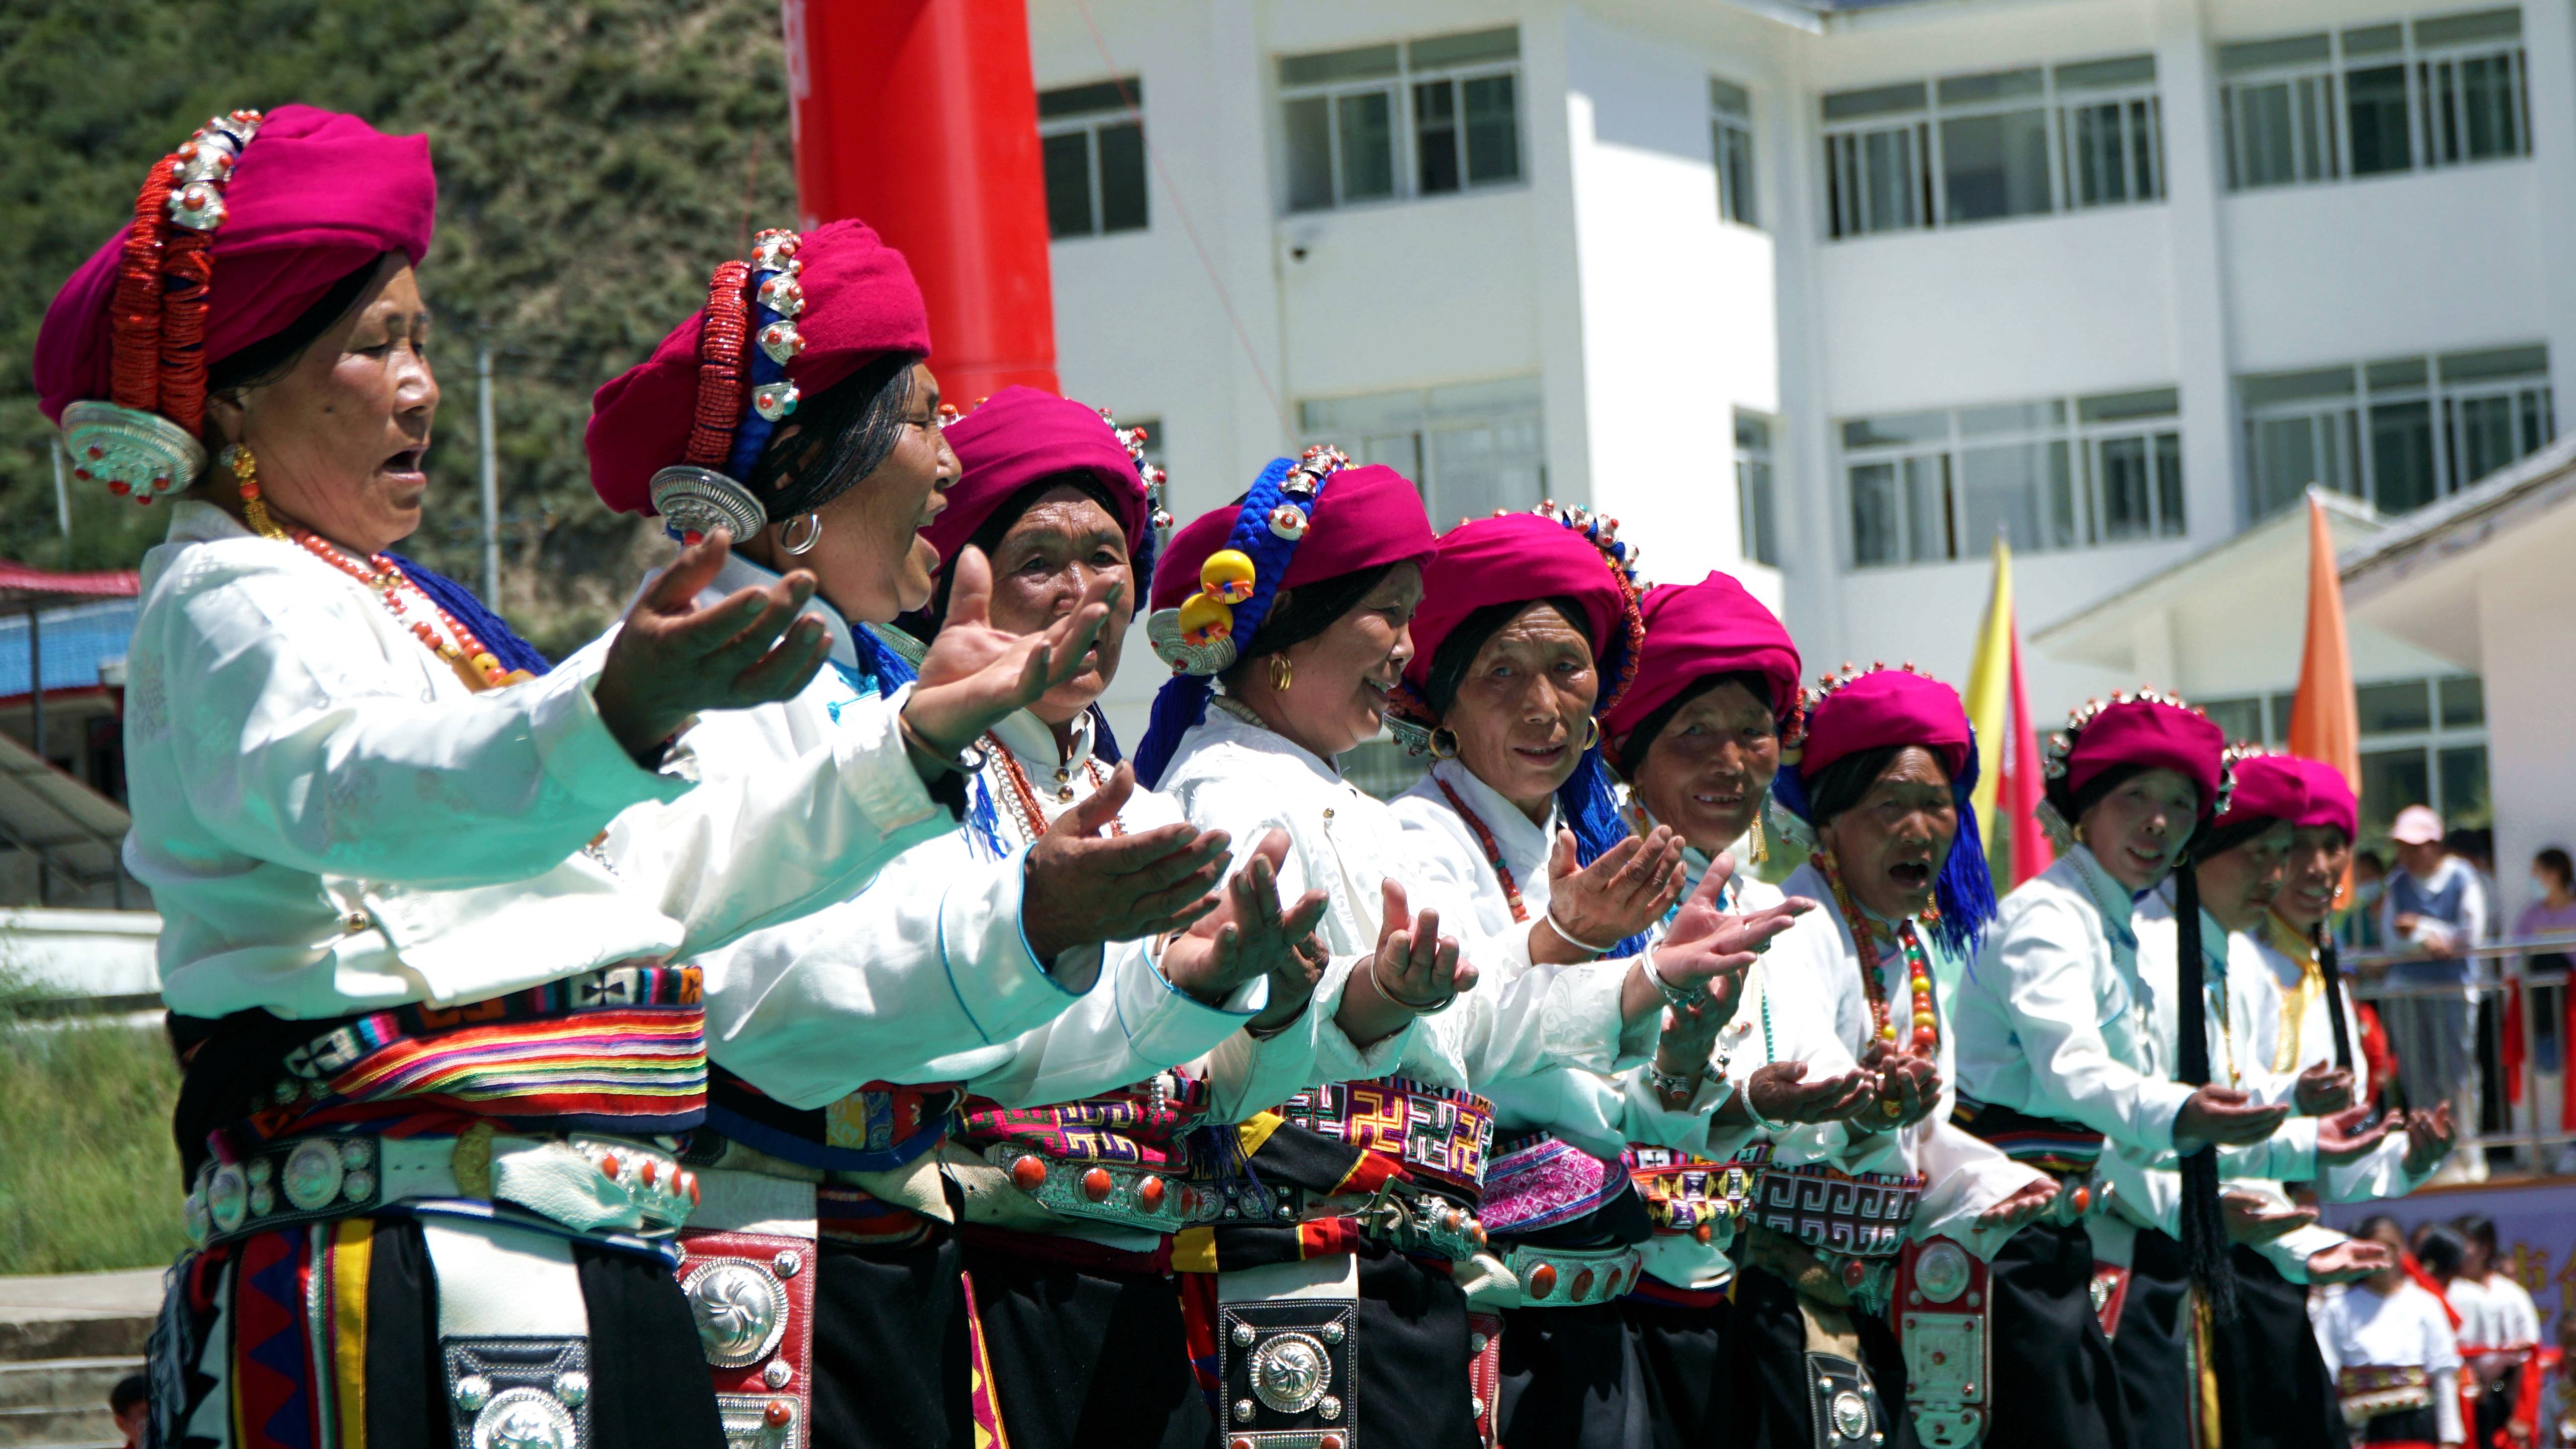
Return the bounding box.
[1821,52,2164,240]
[1734,409,1779,566]
[2198,675,2490,835]
[1038,79,1148,239]
[1298,376,1547,528]
[2238,345,2554,522]
[1711,78,1760,228]
[1279,28,1524,214]
[2219,8,2530,193]
[1839,388,2186,571]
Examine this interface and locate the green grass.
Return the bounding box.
[0,1014,190,1274]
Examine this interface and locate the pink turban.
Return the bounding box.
[1400,512,1643,714]
[1600,572,1802,749]
[2280,756,2360,841]
[35,104,437,425]
[1149,464,1434,613]
[929,387,1156,568]
[2059,698,2228,822]
[2220,754,2311,828]
[1799,669,1973,782]
[587,218,931,517]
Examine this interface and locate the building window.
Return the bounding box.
[1040,80,1148,238]
[1840,387,2183,569]
[1281,27,1522,213]
[2219,8,2529,192]
[2239,344,2553,520]
[1735,410,1780,566]
[2196,674,2489,836]
[1711,79,1759,227]
[1300,376,1545,528]
[1822,54,2163,239]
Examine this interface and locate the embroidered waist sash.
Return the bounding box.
[1748,1163,1925,1260]
[704,1065,959,1175]
[1481,1134,1628,1239]
[1626,1142,1771,1241]
[1277,1076,1495,1201]
[1951,1094,2106,1176]
[2338,1364,2433,1418]
[173,961,708,1176]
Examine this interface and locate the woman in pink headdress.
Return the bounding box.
[1945,693,2293,1449]
[38,110,1072,1449]
[1382,519,1818,1449]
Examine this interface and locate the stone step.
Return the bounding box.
[0,1358,140,1412]
[0,1321,147,1367]
[0,1271,164,1365]
[0,1398,122,1449]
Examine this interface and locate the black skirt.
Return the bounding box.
[1621,1292,1735,1449]
[807,1227,974,1449]
[1982,1219,2134,1449]
[959,1235,1210,1449]
[1726,1262,1918,1449]
[155,1217,723,1449]
[1494,1300,1654,1449]
[2224,1244,2348,1449]
[1347,1247,1481,1449]
[2107,1227,2195,1449]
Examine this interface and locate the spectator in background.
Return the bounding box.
[2457,1214,2546,1449]
[109,1373,144,1449]
[2318,1215,2467,1448]
[2518,848,2576,940]
[2544,1312,2576,1447]
[2351,848,2392,951]
[2450,827,2504,942]
[2383,805,2489,1179]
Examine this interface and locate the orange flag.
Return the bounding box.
[2287,491,2360,791]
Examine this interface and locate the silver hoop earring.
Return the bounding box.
[779,512,823,556]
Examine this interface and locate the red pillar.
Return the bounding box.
[782,0,1059,402]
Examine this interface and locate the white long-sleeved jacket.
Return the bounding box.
[1156,703,1643,1095]
[1770,861,2054,1262]
[130,503,950,1019]
[2240,917,2433,1203]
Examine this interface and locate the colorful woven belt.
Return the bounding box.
[957,1071,1207,1171]
[1626,1143,1769,1241]
[214,962,708,1161]
[2337,1364,2432,1418]
[705,1068,958,1175]
[1278,1077,1494,1198]
[1482,1134,1625,1238]
[1950,1095,2105,1176]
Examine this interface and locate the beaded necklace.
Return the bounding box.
[243,479,519,692]
[1815,854,1940,1058]
[1436,776,1529,924]
[986,736,1122,845]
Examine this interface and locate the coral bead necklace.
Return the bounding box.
[1816,853,1941,1114]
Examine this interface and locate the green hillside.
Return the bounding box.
[1,0,804,654]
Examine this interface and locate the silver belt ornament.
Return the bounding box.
[1220,1298,1358,1449]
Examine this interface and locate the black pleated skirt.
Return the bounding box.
[2107,1226,2195,1449]
[1981,1219,2135,1449]
[1494,1300,1654,1449]
[1621,1292,1735,1449]
[2224,1244,2348,1449]
[959,1238,1210,1449]
[807,1227,974,1449]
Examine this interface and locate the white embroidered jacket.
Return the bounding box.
[129,503,948,1019]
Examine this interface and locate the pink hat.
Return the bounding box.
[2280,757,2360,841]
[1149,463,1434,614]
[1600,572,1802,751]
[2051,695,2228,822]
[36,105,437,428]
[2221,753,2311,827]
[2390,804,2445,846]
[587,217,932,519]
[1399,511,1644,716]
[1799,668,1973,782]
[927,387,1161,572]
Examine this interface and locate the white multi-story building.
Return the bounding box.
[1031,0,2569,840]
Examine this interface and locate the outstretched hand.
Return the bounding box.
[1535,825,1684,961]
[2400,1103,2458,1177]
[594,529,834,758]
[1334,879,1476,1047]
[2220,1189,2317,1245]
[1621,855,1813,1026]
[1722,1060,1881,1128]
[2315,1103,2396,1166]
[1974,1174,2062,1232]
[2174,1085,2292,1153]
[1161,828,1331,1008]
[2293,1061,2356,1116]
[1020,762,1231,972]
[2304,1239,2395,1284]
[907,546,1117,761]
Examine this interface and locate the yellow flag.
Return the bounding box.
[1962,534,2014,847]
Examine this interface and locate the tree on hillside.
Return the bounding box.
[0,0,801,655]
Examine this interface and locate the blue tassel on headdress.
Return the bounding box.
[387,555,553,678]
[1090,704,1123,766]
[1133,456,1311,788]
[1932,726,1999,959]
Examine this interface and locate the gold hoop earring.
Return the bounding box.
[780,512,823,556]
[1269,653,1294,694]
[223,444,284,541]
[1582,717,1602,751]
[1429,727,1460,760]
[1749,811,1769,864]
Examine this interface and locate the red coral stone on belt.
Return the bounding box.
[1571,1268,1596,1300]
[764,1400,793,1427]
[1082,1167,1114,1202]
[1841,1258,1867,1289]
[1528,1263,1557,1299]
[1138,1175,1167,1211]
[1011,1155,1047,1191]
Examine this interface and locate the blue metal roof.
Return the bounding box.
[0,599,138,698]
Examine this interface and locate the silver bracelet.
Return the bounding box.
[1738,1073,1787,1133]
[1642,943,1703,1015]
[1369,944,1456,1016]
[1545,906,1615,957]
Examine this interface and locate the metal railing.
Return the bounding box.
[2342,935,2576,1175]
